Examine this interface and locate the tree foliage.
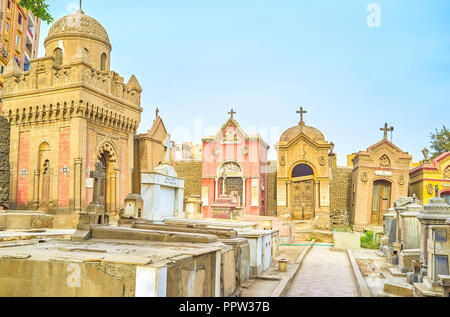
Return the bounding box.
[19,0,53,24]
[430,125,450,159]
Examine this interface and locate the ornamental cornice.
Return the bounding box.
[3,100,139,134]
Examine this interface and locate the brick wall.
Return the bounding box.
[330,166,353,213]
[85,128,95,207]
[267,160,278,216]
[120,138,128,208]
[175,161,202,201]
[17,131,30,207]
[58,127,71,208]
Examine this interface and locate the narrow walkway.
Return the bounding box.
[284,246,359,297]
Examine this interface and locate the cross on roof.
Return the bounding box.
[228,108,236,119]
[380,123,394,140]
[165,134,173,164]
[297,106,307,125]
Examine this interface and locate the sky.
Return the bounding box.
[38,0,450,165]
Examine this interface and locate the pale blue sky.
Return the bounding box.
[38,0,449,165]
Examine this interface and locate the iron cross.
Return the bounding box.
[297,106,307,125]
[228,108,236,119]
[380,123,394,140]
[90,161,106,204]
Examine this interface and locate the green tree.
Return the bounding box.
[19,0,53,24]
[430,125,450,159]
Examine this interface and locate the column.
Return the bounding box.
[110,169,118,214]
[32,170,40,209]
[315,181,320,209]
[214,178,218,201]
[74,158,83,213]
[287,181,292,210]
[242,178,246,207]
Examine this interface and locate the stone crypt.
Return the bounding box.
[275,107,334,229]
[349,123,412,230]
[201,109,269,218]
[1,9,142,227]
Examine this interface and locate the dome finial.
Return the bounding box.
[297,106,307,126]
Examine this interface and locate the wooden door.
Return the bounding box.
[371,180,391,226]
[292,180,314,220]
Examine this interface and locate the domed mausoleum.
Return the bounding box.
[275,107,335,229]
[1,8,143,226]
[44,9,111,71]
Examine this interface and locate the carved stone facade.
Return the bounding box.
[350,139,411,230]
[201,116,269,218]
[0,116,10,207]
[0,9,142,226]
[409,152,450,206]
[275,113,333,229]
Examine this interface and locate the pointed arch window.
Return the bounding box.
[101,53,107,71]
[54,48,63,66]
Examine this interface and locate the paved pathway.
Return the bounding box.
[284,246,359,297]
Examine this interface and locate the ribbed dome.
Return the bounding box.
[280,124,325,143]
[47,10,110,45]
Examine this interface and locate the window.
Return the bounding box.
[54,48,63,66]
[18,13,22,25]
[16,34,20,46]
[5,22,9,33]
[100,53,107,71]
[7,1,11,9]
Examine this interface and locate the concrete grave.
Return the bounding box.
[333,231,361,250]
[0,210,53,230]
[413,196,450,297]
[141,163,185,221]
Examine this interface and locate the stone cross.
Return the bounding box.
[165,134,173,164]
[90,161,106,204]
[380,123,394,140]
[297,106,307,125]
[228,109,236,119]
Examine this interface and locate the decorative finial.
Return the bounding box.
[156,107,159,119]
[380,123,394,140]
[228,108,236,119]
[422,147,429,160]
[297,106,307,126]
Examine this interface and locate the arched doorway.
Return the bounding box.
[371,180,392,225]
[218,161,243,206]
[441,189,450,205]
[97,142,118,216]
[36,142,53,211]
[291,163,315,220]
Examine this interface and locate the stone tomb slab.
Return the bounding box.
[0,239,228,297]
[0,210,53,230]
